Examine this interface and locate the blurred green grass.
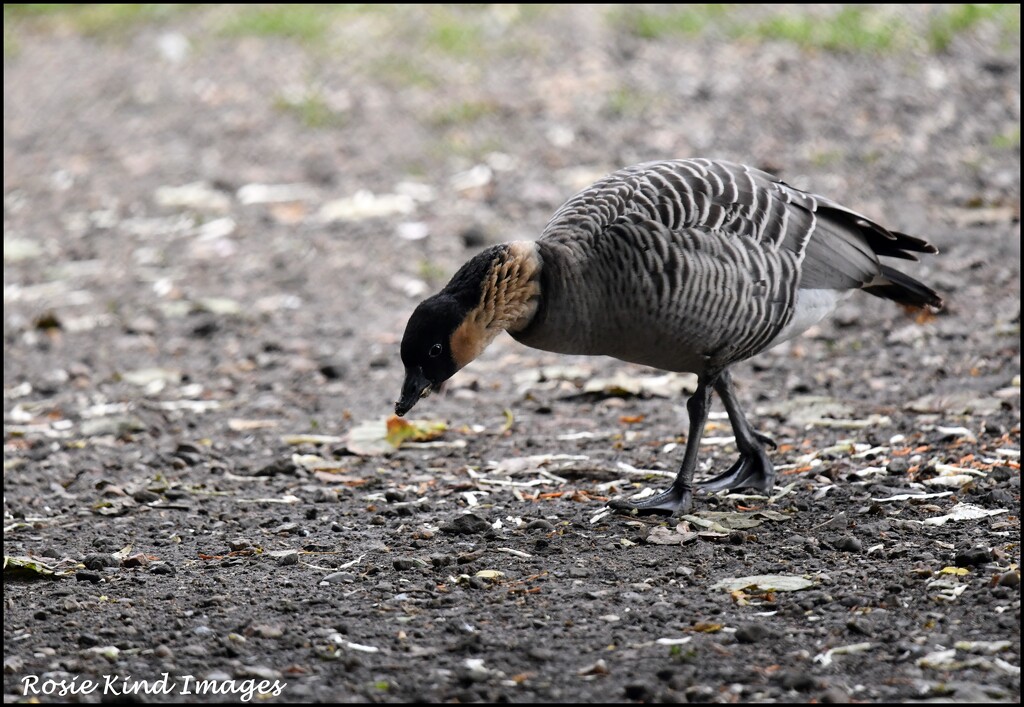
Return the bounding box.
[5,3,1019,142]
[5,4,1019,56]
[4,4,193,38]
[615,3,1020,53]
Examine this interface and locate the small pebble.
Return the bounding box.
[440,513,490,535]
[735,623,770,643]
[820,686,852,703]
[278,552,299,567]
[846,618,873,636]
[955,546,993,567]
[76,571,102,583]
[457,549,485,564]
[4,656,25,674]
[239,665,282,681]
[318,359,349,380]
[461,225,488,248]
[123,553,150,568]
[253,624,283,638]
[997,570,1019,587]
[836,536,862,553]
[624,685,649,700]
[82,553,118,570]
[132,489,162,504]
[778,670,817,691]
[313,488,339,503]
[886,458,910,474]
[430,554,453,568]
[322,571,354,584]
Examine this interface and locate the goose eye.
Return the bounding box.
[429,343,443,358]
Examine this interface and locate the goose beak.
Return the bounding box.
[395,367,431,417]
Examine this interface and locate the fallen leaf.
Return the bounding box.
[292,454,348,472]
[711,574,815,592]
[474,570,504,580]
[319,191,415,222]
[691,622,723,633]
[229,418,279,431]
[344,416,447,456]
[923,503,1008,526]
[646,525,698,545]
[682,510,791,531]
[815,642,874,667]
[577,659,609,676]
[386,415,446,446]
[4,555,78,579]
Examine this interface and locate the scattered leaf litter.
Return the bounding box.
[581,372,697,398]
[645,523,699,545]
[318,190,415,222]
[917,648,1020,675]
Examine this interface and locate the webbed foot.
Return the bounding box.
[696,448,775,494]
[608,486,693,516]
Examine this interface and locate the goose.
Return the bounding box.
[395,159,942,515]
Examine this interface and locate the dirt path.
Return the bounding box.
[4,6,1019,703]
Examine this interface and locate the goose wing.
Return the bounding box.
[540,158,938,296]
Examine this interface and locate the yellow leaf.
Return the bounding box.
[692,622,724,633]
[474,570,504,580]
[939,566,969,575]
[385,415,446,447]
[501,408,515,433]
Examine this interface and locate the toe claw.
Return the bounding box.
[608,487,693,516]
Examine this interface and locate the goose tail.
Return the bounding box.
[863,264,943,310]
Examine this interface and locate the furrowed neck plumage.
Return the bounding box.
[447,242,541,369]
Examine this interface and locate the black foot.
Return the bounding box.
[754,432,778,450]
[608,486,693,516]
[696,448,775,494]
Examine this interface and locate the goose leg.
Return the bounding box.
[608,373,716,516]
[696,371,775,494]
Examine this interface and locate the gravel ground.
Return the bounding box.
[3,5,1020,703]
